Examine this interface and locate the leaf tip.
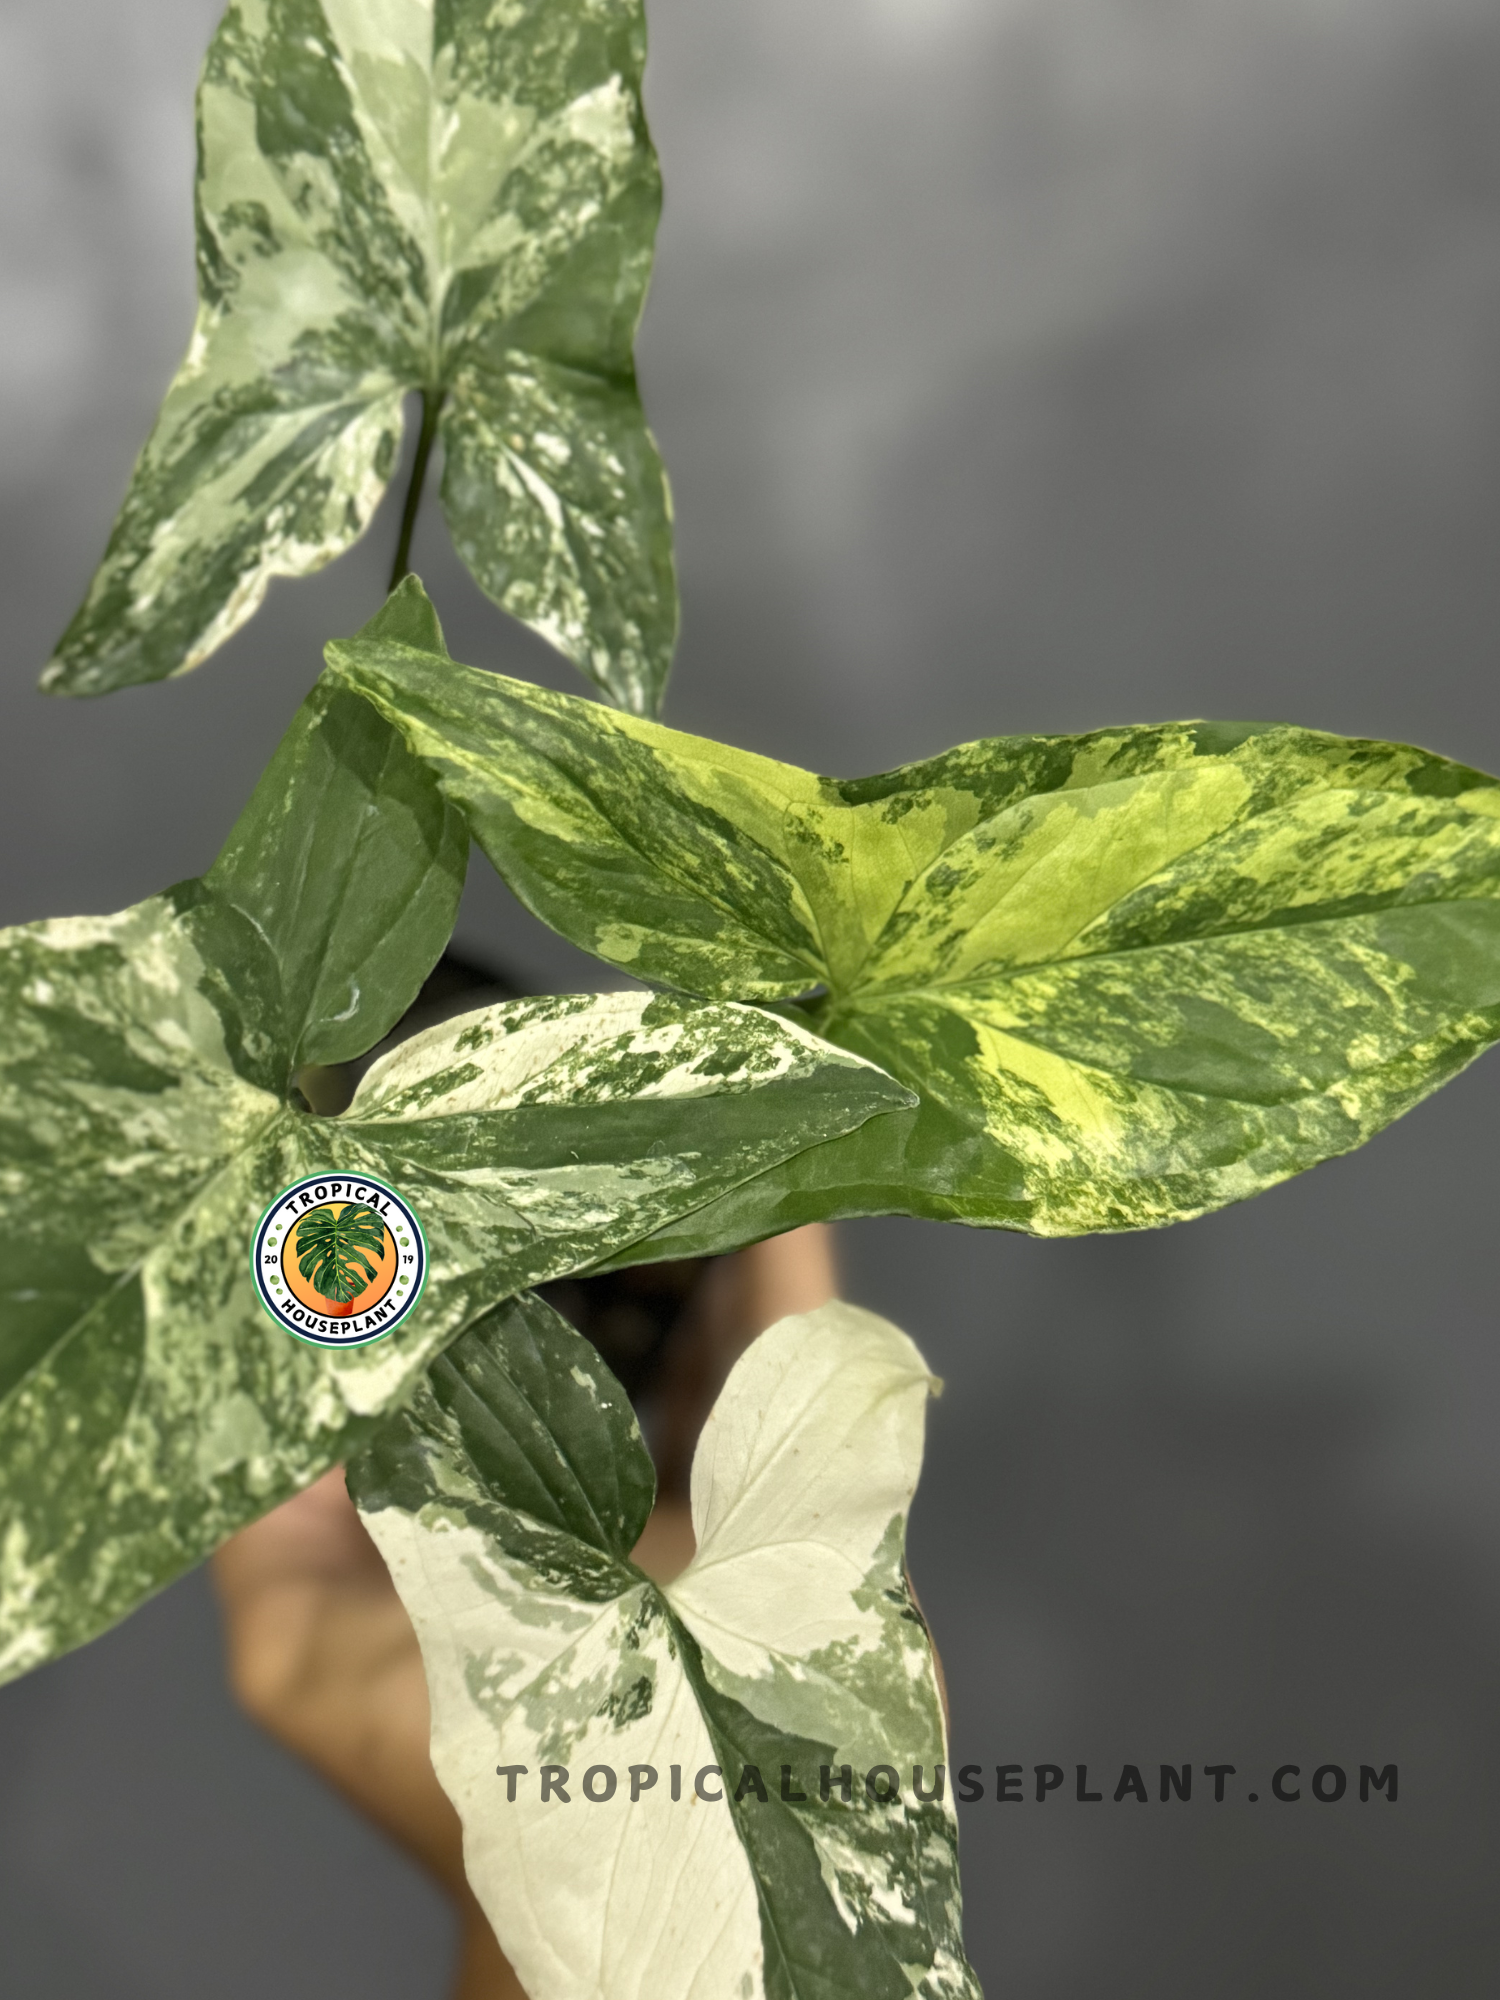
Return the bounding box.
[348,575,451,661]
[38,651,86,699]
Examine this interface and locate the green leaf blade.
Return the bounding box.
[339,988,914,1329]
[44,0,675,711]
[329,621,1500,1232]
[349,1290,653,1589]
[206,668,468,1077]
[349,1295,978,2000]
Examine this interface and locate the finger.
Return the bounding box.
[736,1222,839,1330]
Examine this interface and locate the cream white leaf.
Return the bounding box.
[667,1302,935,1702]
[351,1294,980,2000]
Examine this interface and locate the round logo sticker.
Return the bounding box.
[252,1175,427,1348]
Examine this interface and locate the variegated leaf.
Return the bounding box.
[43,0,674,715]
[3,645,474,1682]
[349,1292,978,2000]
[0,908,908,1686]
[330,591,1500,1235]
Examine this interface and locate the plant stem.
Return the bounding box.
[388,387,445,592]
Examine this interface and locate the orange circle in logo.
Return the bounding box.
[283,1201,400,1320]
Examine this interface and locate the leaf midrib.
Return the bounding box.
[827,886,1500,1018]
[828,767,1493,1000]
[667,1603,924,2000]
[336,660,832,988]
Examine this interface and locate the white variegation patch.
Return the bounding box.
[668,1304,934,1689]
[353,990,873,1121]
[370,1513,764,2000]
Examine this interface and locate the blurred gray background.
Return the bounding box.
[3,0,1500,1992]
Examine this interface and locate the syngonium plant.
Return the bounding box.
[5,1,1500,1994]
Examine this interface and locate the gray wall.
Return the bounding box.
[4,1,1500,1992]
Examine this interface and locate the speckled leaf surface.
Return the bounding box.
[0,930,905,1684]
[0,673,907,1686]
[44,0,674,713]
[350,1294,977,2000]
[332,606,1500,1234]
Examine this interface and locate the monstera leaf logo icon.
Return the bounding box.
[252,1176,426,1348]
[293,1203,388,1317]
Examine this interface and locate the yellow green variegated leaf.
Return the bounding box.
[0,892,908,1683]
[330,590,1500,1234]
[43,0,674,714]
[348,1293,978,2000]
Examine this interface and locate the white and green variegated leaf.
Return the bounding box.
[0,926,907,1684]
[329,590,1500,1237]
[349,1293,978,2000]
[2,653,469,1683]
[43,0,674,714]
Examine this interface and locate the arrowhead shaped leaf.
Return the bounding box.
[349,1293,978,2000]
[0,683,909,1683]
[43,0,674,714]
[329,606,1500,1234]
